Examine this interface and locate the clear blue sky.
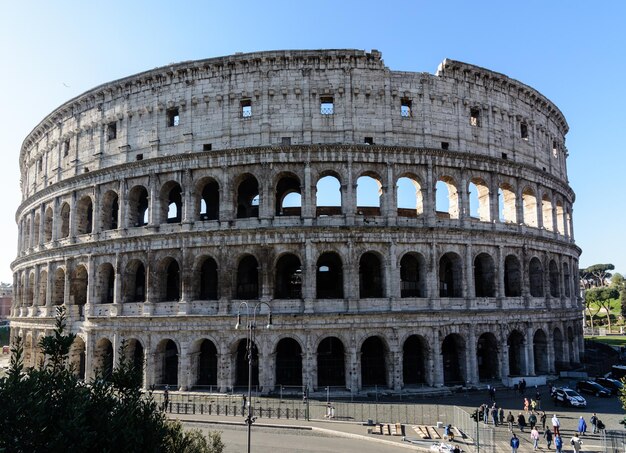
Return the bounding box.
[0,1,624,283]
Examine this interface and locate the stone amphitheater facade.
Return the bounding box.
[11,49,582,393]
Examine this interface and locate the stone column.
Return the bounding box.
[497,245,505,299]
[546,328,555,374]
[148,173,157,226]
[500,330,510,381]
[344,160,354,225]
[112,253,122,315]
[178,343,190,391]
[118,179,127,229]
[92,185,101,233]
[182,169,193,224]
[302,162,313,222]
[384,164,397,226]
[432,329,444,387]
[178,248,191,315]
[425,163,435,226]
[392,349,403,391]
[526,326,535,375]
[38,205,45,247]
[85,334,95,382]
[348,343,359,392]
[68,191,77,241]
[464,243,473,299]
[303,240,315,313]
[467,328,478,385]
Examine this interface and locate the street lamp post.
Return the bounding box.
[235,301,272,453]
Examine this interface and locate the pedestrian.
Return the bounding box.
[597,419,605,434]
[544,428,553,449]
[484,404,489,425]
[555,434,563,453]
[489,385,496,402]
[552,414,561,436]
[241,394,247,414]
[523,397,529,413]
[590,413,598,434]
[453,445,461,453]
[499,407,505,425]
[540,411,547,430]
[528,412,537,429]
[578,416,587,436]
[511,433,520,453]
[518,412,527,432]
[507,411,515,432]
[531,427,540,450]
[570,432,583,453]
[491,405,499,426]
[535,387,540,401]
[163,385,170,411]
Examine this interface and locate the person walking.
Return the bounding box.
[491,405,499,426]
[544,428,553,449]
[524,397,530,413]
[578,416,587,436]
[499,407,505,425]
[554,434,563,453]
[507,411,515,432]
[163,385,170,412]
[529,412,537,430]
[531,427,540,450]
[484,404,489,425]
[552,414,561,436]
[540,411,547,430]
[570,432,583,453]
[590,413,598,434]
[511,433,520,453]
[518,412,527,432]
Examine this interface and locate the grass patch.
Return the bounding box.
[587,335,626,347]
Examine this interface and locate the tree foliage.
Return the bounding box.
[586,286,620,330]
[0,307,223,453]
[580,263,615,289]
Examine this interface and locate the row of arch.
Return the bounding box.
[18,170,573,252]
[14,249,577,307]
[18,324,580,390]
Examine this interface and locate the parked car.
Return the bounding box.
[595,377,623,395]
[551,387,587,407]
[575,380,611,397]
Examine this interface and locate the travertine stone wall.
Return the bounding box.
[11,50,581,393]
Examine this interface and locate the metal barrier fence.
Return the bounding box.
[453,406,496,453]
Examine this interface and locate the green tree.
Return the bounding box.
[0,307,223,453]
[621,289,626,318]
[586,286,620,331]
[612,273,625,290]
[580,264,615,289]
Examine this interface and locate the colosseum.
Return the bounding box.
[11,49,582,394]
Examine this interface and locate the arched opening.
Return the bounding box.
[542,194,553,231]
[498,184,517,223]
[275,174,302,216]
[553,328,565,371]
[477,333,500,381]
[128,185,149,227]
[529,257,544,297]
[274,254,302,299]
[236,255,259,299]
[162,258,180,301]
[436,177,459,219]
[468,178,490,222]
[400,253,425,298]
[60,203,70,238]
[70,265,88,306]
[316,252,343,299]
[125,338,144,386]
[26,273,34,306]
[356,174,382,217]
[549,260,560,297]
[442,334,466,385]
[439,252,463,297]
[161,181,183,224]
[533,330,549,374]
[396,176,423,217]
[235,339,258,387]
[33,213,40,245]
[76,196,93,235]
[52,268,65,305]
[94,338,114,381]
[198,178,219,221]
[508,330,525,376]
[69,336,86,380]
[44,207,53,242]
[98,263,115,304]
[196,339,218,387]
[522,187,538,228]
[567,327,575,364]
[22,218,30,250]
[556,201,565,234]
[504,255,522,297]
[403,335,427,386]
[474,253,496,297]
[197,256,218,300]
[124,260,146,302]
[275,338,302,387]
[361,336,387,387]
[157,339,178,387]
[317,337,345,387]
[236,175,259,219]
[100,190,119,230]
[359,252,383,298]
[316,174,342,216]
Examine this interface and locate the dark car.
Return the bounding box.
[551,387,587,407]
[595,377,623,395]
[575,380,611,397]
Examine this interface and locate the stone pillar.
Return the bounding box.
[428,242,438,300]
[218,350,230,392]
[68,191,77,241]
[92,185,101,233]
[259,165,272,222]
[302,162,313,222]
[303,240,315,313]
[425,163,435,226]
[464,243,473,299]
[148,173,157,226]
[392,349,402,391]
[348,343,359,392]
[112,253,122,315]
[178,248,191,315]
[63,259,71,306]
[178,343,190,391]
[497,245,505,299]
[467,328,478,385]
[85,255,95,317]
[489,178,499,223]
[146,352,157,388]
[344,160,354,225]
[388,242,400,299]
[384,164,396,226]
[38,205,45,247]
[182,169,193,223]
[85,334,95,382]
[28,210,35,249]
[118,179,127,229]
[112,332,120,368]
[33,266,40,308]
[500,331,510,380]
[546,328,555,374]
[432,329,444,387]
[526,326,535,375]
[459,176,469,225]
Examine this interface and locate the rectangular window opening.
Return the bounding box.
[203,143,212,151]
[502,152,508,160]
[470,107,480,127]
[320,96,334,115]
[38,158,43,171]
[63,140,70,157]
[136,154,143,161]
[520,123,528,140]
[364,137,374,145]
[552,141,558,158]
[167,108,180,127]
[281,137,291,146]
[401,98,412,117]
[441,142,449,150]
[241,99,252,118]
[107,122,117,141]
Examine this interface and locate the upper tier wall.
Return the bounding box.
[19,49,569,201]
